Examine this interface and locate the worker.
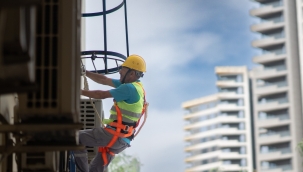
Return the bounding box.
[73,54,147,172]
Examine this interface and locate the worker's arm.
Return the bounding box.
[85,70,115,87]
[81,90,112,99]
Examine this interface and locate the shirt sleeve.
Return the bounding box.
[112,79,122,88]
[109,84,131,102]
[109,83,140,103]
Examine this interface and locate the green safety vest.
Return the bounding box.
[103,82,144,124]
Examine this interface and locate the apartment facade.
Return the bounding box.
[183,67,253,172]
[250,0,303,171]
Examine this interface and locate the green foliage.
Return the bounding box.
[297,139,303,156]
[107,152,142,172]
[210,167,220,172]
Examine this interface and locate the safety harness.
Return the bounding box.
[98,82,147,166]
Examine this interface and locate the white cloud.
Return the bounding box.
[127,0,210,34]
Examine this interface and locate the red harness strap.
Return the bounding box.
[98,147,114,165]
[98,83,146,166]
[98,102,137,166]
[98,102,122,166]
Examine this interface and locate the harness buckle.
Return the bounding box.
[124,125,130,132]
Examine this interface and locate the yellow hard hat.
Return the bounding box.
[122,54,146,72]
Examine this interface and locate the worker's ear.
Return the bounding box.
[130,70,136,76]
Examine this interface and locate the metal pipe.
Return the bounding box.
[123,0,130,57]
[102,0,108,73]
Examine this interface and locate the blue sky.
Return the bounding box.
[83,0,259,171]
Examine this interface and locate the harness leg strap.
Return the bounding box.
[98,147,115,166]
[98,103,123,166]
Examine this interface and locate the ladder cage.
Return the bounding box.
[81,0,130,74]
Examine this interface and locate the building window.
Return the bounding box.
[201,159,208,165]
[263,60,286,71]
[262,44,285,55]
[261,28,284,39]
[217,75,238,82]
[261,12,283,23]
[258,92,288,104]
[241,159,247,167]
[222,148,231,152]
[237,75,243,82]
[238,111,244,118]
[260,0,283,7]
[239,123,245,130]
[238,99,244,106]
[240,135,246,142]
[240,147,246,154]
[223,160,231,165]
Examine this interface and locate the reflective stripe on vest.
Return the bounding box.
[104,82,144,124]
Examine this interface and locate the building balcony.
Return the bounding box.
[185,140,220,152]
[217,106,244,112]
[250,5,283,17]
[259,148,292,161]
[256,80,287,88]
[254,0,283,7]
[253,0,268,3]
[221,164,248,172]
[253,53,286,64]
[218,139,246,147]
[218,152,247,159]
[185,150,220,162]
[256,103,289,113]
[251,21,284,33]
[258,113,289,121]
[217,92,243,99]
[216,115,245,123]
[254,83,288,96]
[252,37,285,49]
[253,67,287,80]
[258,95,287,104]
[185,121,246,138]
[257,117,290,128]
[216,80,243,87]
[217,103,241,110]
[184,128,245,141]
[255,99,289,112]
[259,129,290,137]
[185,152,251,172]
[183,108,219,120]
[261,164,292,172]
[258,131,291,144]
[184,115,244,130]
[185,135,246,152]
[185,162,221,172]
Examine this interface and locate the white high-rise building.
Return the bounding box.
[250,0,303,171]
[183,67,253,172]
